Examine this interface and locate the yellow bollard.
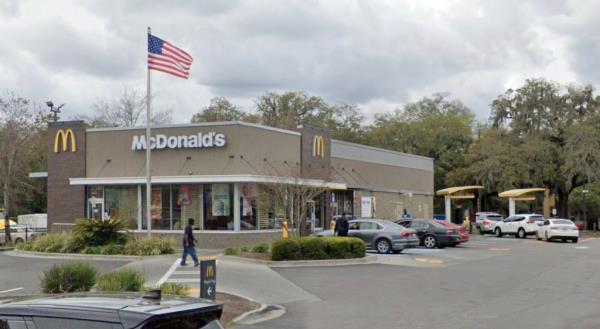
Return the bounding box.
[282,221,289,239]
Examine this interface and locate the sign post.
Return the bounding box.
[200,258,217,300]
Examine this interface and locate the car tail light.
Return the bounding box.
[446,229,456,236]
[483,219,490,225]
[527,220,535,224]
[400,230,411,237]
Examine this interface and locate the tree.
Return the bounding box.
[366,93,474,211]
[255,91,329,130]
[87,88,173,128]
[311,103,365,143]
[0,92,41,242]
[488,78,600,217]
[190,97,255,123]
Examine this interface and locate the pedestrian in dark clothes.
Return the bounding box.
[180,218,199,266]
[335,213,350,237]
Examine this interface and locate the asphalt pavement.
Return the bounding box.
[235,235,600,329]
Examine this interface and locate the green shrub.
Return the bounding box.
[59,235,86,254]
[251,242,269,253]
[100,244,125,255]
[82,245,102,254]
[271,239,301,261]
[349,237,366,258]
[96,269,145,292]
[124,236,175,256]
[16,241,33,251]
[73,218,127,246]
[240,246,249,252]
[322,237,351,259]
[160,283,188,296]
[40,262,97,293]
[224,247,238,256]
[30,234,65,253]
[299,237,329,260]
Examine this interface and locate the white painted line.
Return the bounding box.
[574,246,589,249]
[166,279,199,283]
[156,258,181,288]
[171,271,200,275]
[0,287,24,294]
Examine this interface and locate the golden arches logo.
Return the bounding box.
[54,129,76,153]
[205,265,215,278]
[312,135,325,158]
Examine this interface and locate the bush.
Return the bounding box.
[100,244,125,255]
[271,237,365,261]
[96,269,145,292]
[160,283,188,296]
[82,246,102,254]
[299,237,329,260]
[124,236,175,256]
[271,239,301,261]
[41,262,97,293]
[251,242,269,253]
[16,241,33,251]
[60,235,86,254]
[29,234,65,253]
[224,247,238,256]
[240,246,249,252]
[73,218,127,246]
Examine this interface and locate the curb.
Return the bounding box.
[219,254,377,267]
[6,249,166,261]
[233,303,286,325]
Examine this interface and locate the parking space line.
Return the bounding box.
[0,287,24,294]
[156,258,181,288]
[414,257,444,265]
[488,247,510,251]
[166,279,199,283]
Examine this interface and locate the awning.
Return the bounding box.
[498,188,546,198]
[70,174,347,190]
[436,185,483,198]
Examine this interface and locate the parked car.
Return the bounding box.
[536,218,579,243]
[0,292,224,329]
[475,212,503,235]
[493,214,545,238]
[438,221,468,246]
[316,219,419,254]
[396,219,462,249]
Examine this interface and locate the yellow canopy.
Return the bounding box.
[498,188,546,198]
[436,185,483,196]
[0,219,19,230]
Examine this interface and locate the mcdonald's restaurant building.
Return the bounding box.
[42,120,434,248]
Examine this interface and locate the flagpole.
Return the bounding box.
[145,26,152,237]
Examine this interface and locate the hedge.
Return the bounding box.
[271,237,365,261]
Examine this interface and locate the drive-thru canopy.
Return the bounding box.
[499,188,546,216]
[436,186,483,222]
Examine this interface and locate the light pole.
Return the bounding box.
[46,101,65,122]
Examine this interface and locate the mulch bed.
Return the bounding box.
[216,292,261,327]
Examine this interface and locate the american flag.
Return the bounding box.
[148,34,193,79]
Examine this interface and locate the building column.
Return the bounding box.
[445,196,452,223]
[233,183,241,232]
[137,185,142,230]
[509,198,516,217]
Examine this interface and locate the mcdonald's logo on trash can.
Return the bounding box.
[53,129,76,153]
[312,135,325,158]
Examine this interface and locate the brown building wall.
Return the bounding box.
[86,123,301,178]
[353,190,433,220]
[47,121,87,231]
[331,157,434,194]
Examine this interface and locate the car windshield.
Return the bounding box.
[530,216,544,222]
[552,220,573,225]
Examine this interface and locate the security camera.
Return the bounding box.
[46,101,54,107]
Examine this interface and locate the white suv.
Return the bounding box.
[493,214,545,239]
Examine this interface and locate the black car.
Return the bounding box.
[395,219,461,249]
[0,292,223,329]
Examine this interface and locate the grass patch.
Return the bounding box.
[40,262,97,294]
[96,268,145,292]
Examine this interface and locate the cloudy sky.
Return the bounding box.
[1,0,599,123]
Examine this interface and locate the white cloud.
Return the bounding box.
[0,0,598,124]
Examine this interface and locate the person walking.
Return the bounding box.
[334,213,349,237]
[180,218,199,267]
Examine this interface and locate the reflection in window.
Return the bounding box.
[203,184,233,230]
[104,186,138,228]
[240,183,258,230]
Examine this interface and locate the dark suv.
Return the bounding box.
[0,292,223,329]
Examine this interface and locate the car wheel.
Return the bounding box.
[572,238,578,243]
[517,228,526,239]
[376,238,392,254]
[423,235,437,249]
[495,228,503,237]
[14,238,24,244]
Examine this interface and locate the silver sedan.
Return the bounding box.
[316,219,419,253]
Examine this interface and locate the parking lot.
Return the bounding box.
[238,234,600,329]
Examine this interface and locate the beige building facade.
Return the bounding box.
[45,120,434,247]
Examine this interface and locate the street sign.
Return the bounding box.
[200,259,216,300]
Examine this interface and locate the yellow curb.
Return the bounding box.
[488,247,510,251]
[414,257,443,264]
[580,237,596,243]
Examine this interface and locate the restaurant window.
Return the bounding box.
[104,186,138,229]
[141,185,171,230]
[203,184,234,230]
[172,184,202,230]
[240,183,258,230]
